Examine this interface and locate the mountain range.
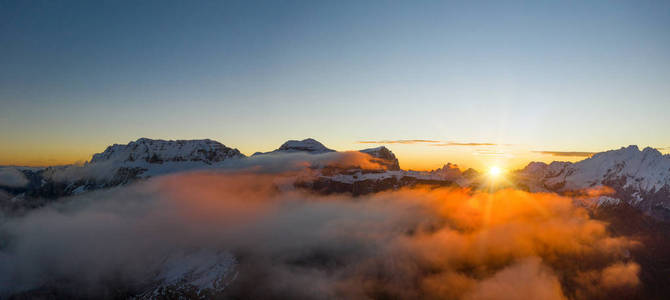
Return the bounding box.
[515,145,670,220]
[3,138,670,298]
[2,138,670,222]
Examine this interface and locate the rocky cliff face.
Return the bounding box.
[359,146,400,171]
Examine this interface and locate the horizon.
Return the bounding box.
[3,136,668,172]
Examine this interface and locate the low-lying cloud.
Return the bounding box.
[0,168,641,299]
[0,167,29,187]
[43,151,387,184]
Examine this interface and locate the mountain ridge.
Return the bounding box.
[516,145,670,220]
[3,138,670,221]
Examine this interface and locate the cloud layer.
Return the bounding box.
[0,168,641,299]
[0,167,28,188]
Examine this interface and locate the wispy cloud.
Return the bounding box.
[473,149,511,157]
[357,140,500,146]
[357,139,440,144]
[0,167,29,187]
[432,142,497,146]
[533,151,596,157]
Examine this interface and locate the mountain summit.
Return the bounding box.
[18,138,246,200]
[253,138,335,155]
[91,138,245,164]
[359,146,400,170]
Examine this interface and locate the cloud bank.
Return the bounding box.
[0,168,641,299]
[42,150,387,184]
[0,167,28,187]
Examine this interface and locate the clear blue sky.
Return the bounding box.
[1,0,669,169]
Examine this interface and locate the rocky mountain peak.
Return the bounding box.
[359,146,400,170]
[517,146,670,220]
[90,138,245,164]
[277,138,335,153]
[253,138,335,155]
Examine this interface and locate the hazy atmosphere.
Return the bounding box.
[2,1,670,170]
[2,1,670,299]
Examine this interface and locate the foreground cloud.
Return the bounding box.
[0,169,640,299]
[463,258,565,300]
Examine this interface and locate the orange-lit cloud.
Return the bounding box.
[463,258,566,300]
[160,178,640,298]
[1,170,641,299]
[562,185,616,199]
[574,262,641,299]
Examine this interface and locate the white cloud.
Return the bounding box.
[0,167,29,187]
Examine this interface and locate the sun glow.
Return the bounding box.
[488,166,502,177]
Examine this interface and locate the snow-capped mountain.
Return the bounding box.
[5,141,670,298]
[254,140,400,170]
[0,138,475,208]
[517,145,670,220]
[9,138,669,221]
[91,138,245,164]
[50,138,244,191]
[0,138,246,206]
[252,138,335,155]
[359,146,400,171]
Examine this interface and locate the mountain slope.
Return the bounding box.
[91,138,245,164]
[359,146,400,171]
[252,138,335,155]
[1,138,246,205]
[517,145,670,220]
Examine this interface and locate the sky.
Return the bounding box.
[1,0,669,170]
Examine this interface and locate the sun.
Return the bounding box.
[488,166,502,177]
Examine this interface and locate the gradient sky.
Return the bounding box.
[1,0,669,170]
